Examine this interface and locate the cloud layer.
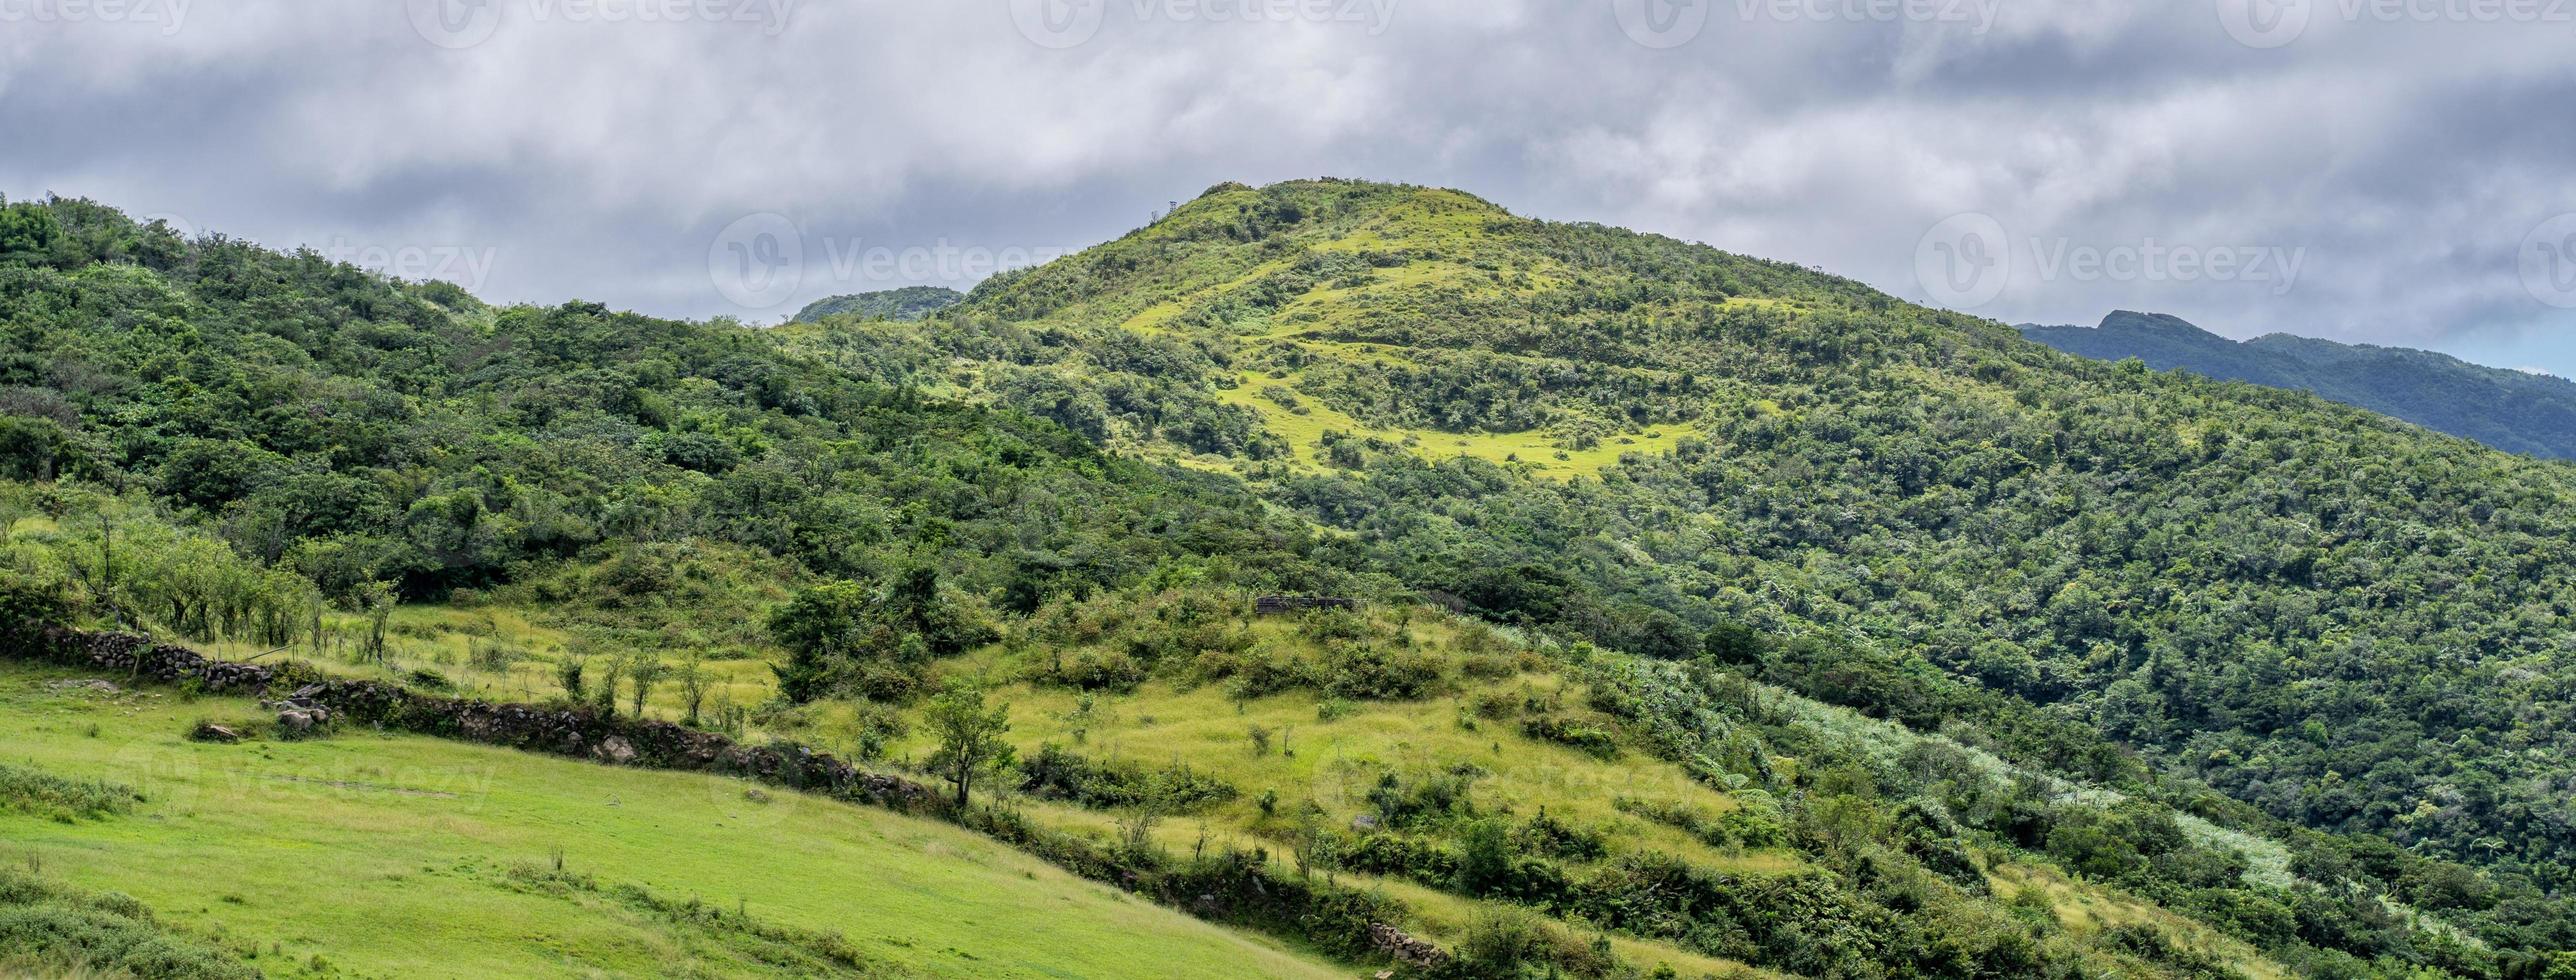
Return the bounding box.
[4,0,2572,370]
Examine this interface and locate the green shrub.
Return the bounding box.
[1520,714,1620,759]
[1337,832,1458,881]
[1211,648,1312,699]
[0,867,254,980]
[1366,770,1476,830]
[0,762,140,822]
[1453,907,1548,978]
[847,703,910,762]
[1017,744,1238,812]
[1317,641,1442,701]
[1515,809,1608,862]
[0,570,74,653]
[1028,648,1147,693]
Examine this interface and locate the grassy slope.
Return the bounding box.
[859,182,1733,481]
[0,663,1344,980]
[158,582,2300,977]
[891,650,1786,978]
[846,611,2285,979]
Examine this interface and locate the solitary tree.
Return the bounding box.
[628,653,668,718]
[355,580,396,665]
[592,654,627,714]
[675,651,710,727]
[557,654,587,701]
[924,678,1014,810]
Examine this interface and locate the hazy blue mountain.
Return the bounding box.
[2024,311,2576,459]
[790,286,965,323]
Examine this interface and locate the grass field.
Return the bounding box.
[0,662,1349,979]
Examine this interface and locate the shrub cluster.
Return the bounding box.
[1518,714,1620,759]
[0,866,256,980]
[1614,795,1787,851]
[0,761,140,823]
[1016,744,1238,813]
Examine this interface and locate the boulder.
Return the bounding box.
[593,735,638,765]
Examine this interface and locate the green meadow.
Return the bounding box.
[0,663,1344,979]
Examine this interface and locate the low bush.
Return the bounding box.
[1515,809,1609,862]
[1317,641,1443,701]
[1027,647,1148,693]
[1017,744,1238,812]
[1520,714,1620,759]
[0,761,139,822]
[1366,770,1478,830]
[1337,832,1459,881]
[1616,795,1788,851]
[0,867,255,980]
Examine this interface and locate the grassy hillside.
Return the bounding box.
[836,599,2303,979]
[869,180,2576,883]
[0,660,1341,979]
[8,186,2576,977]
[0,480,2385,978]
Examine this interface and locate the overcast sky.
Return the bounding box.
[5,0,2573,373]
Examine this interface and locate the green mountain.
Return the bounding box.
[2023,311,2576,459]
[6,184,2576,978]
[861,179,2576,942]
[791,286,965,324]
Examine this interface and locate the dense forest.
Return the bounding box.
[9,184,2576,977]
[0,195,1360,618]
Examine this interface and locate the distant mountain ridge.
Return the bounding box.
[2023,311,2576,459]
[791,286,964,323]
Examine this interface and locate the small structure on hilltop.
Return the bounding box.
[1253,596,1360,616]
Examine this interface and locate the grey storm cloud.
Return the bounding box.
[3,0,2573,371]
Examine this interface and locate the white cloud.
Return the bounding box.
[1,0,2570,369]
